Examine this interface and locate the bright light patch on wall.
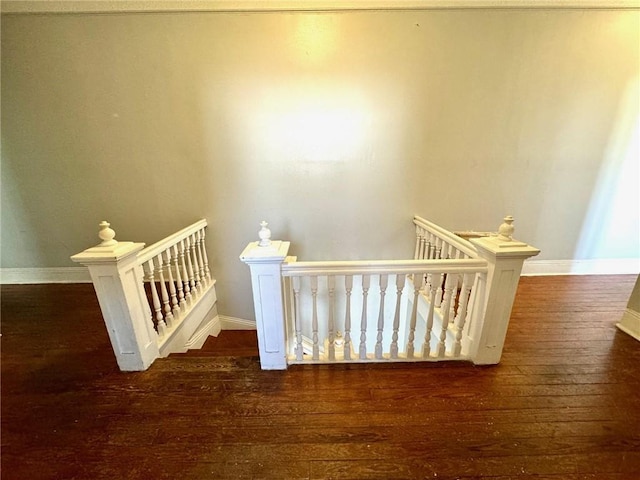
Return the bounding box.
[575,76,640,262]
[253,91,371,163]
[265,104,369,162]
[237,15,373,164]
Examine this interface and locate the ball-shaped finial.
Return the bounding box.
[497,215,515,241]
[98,221,118,246]
[258,221,272,247]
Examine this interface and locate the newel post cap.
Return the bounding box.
[240,240,290,264]
[71,220,145,265]
[470,215,540,259]
[240,221,290,264]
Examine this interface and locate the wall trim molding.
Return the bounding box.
[617,308,640,342]
[219,315,257,330]
[0,267,92,284]
[1,259,637,285]
[2,0,638,15]
[184,314,222,350]
[521,258,640,276]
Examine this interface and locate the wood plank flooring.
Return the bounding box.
[2,276,639,479]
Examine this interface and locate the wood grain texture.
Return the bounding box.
[2,276,639,479]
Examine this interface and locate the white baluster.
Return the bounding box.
[327,276,336,361]
[390,274,405,359]
[185,236,196,295]
[182,238,194,302]
[435,237,443,260]
[406,273,424,359]
[189,233,202,293]
[195,231,207,287]
[375,274,388,360]
[418,232,428,260]
[163,249,180,319]
[359,274,370,360]
[199,228,212,281]
[449,272,459,320]
[428,235,436,259]
[172,244,187,311]
[311,276,319,361]
[434,271,445,307]
[344,275,353,361]
[414,226,422,260]
[440,242,449,260]
[146,259,166,338]
[421,277,438,358]
[425,271,432,294]
[292,276,303,361]
[155,254,173,328]
[453,273,474,357]
[436,273,456,357]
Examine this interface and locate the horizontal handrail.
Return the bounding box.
[281,258,487,276]
[138,219,207,264]
[413,215,478,258]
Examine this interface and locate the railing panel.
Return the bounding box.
[138,220,213,344]
[282,258,487,364]
[241,215,539,369]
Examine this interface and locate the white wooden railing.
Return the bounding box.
[72,220,219,371]
[241,215,540,369]
[281,259,487,363]
[413,215,479,260]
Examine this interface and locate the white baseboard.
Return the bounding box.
[219,315,256,330]
[0,267,92,284]
[522,259,640,276]
[617,308,640,342]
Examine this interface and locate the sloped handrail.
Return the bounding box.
[138,219,208,264]
[413,215,479,259]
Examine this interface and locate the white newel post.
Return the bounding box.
[71,221,159,371]
[239,222,290,370]
[468,216,540,365]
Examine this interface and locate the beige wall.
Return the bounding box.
[2,9,638,319]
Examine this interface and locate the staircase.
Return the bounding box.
[170,330,259,358]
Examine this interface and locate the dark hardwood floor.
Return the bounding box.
[2,276,639,479]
